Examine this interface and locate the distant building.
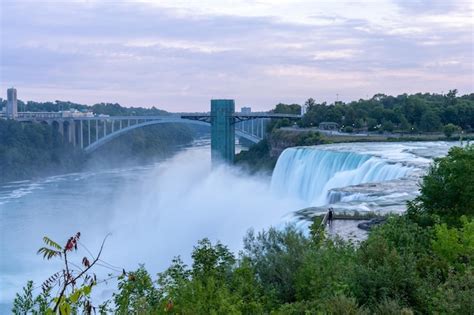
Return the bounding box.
[241,106,251,114]
[60,109,94,118]
[301,104,307,116]
[319,122,339,130]
[6,88,18,119]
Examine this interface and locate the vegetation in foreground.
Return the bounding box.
[13,145,473,314]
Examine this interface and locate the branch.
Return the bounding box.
[53,234,110,313]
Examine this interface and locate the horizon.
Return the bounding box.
[1,0,473,111]
[1,89,473,114]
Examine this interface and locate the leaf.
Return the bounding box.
[41,271,61,291]
[82,257,90,267]
[60,302,71,315]
[37,247,62,260]
[69,289,81,303]
[83,285,92,295]
[42,236,62,250]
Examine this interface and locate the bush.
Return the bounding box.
[343,126,354,133]
[443,123,459,138]
[416,145,474,226]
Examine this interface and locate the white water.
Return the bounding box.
[271,148,411,205]
[271,142,458,215]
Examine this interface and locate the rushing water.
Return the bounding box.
[272,141,458,216]
[0,140,458,311]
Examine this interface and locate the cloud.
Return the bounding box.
[0,0,472,111]
[313,49,362,61]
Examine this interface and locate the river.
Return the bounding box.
[0,140,458,311]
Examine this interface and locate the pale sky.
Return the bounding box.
[1,0,473,111]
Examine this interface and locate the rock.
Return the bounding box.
[357,218,386,231]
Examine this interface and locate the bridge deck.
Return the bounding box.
[15,113,301,121]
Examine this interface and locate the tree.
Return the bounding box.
[443,123,459,138]
[382,120,395,132]
[243,226,309,305]
[366,118,378,131]
[113,266,160,314]
[304,98,316,111]
[419,110,442,132]
[446,89,458,106]
[272,103,301,115]
[414,145,474,226]
[343,126,354,133]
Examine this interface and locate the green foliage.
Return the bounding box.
[299,92,474,133]
[443,123,460,138]
[234,139,277,173]
[191,238,236,280]
[382,120,395,132]
[243,226,309,306]
[2,99,168,116]
[353,232,423,309]
[12,233,109,314]
[266,103,301,131]
[415,145,474,226]
[12,281,51,315]
[0,119,196,183]
[432,217,474,268]
[295,238,356,302]
[430,268,474,314]
[271,103,302,115]
[343,125,354,133]
[0,119,85,182]
[419,110,442,132]
[323,295,368,315]
[114,266,160,314]
[373,299,413,315]
[37,236,63,259]
[294,131,324,146]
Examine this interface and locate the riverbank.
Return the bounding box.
[0,120,199,183]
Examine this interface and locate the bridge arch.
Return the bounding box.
[84,118,260,153]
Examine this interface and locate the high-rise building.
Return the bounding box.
[6,88,18,119]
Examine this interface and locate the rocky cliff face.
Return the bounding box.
[268,129,326,158]
[235,129,326,173]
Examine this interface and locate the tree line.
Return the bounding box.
[271,90,474,134]
[0,99,168,117]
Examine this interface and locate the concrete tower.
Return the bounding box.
[6,88,18,119]
[211,99,235,164]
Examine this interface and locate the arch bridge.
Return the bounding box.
[16,100,300,163]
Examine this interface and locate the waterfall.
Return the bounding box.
[271,147,411,206]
